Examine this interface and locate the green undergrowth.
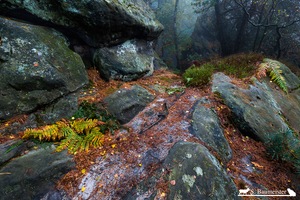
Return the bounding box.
[23,101,120,154]
[183,63,215,87]
[265,129,300,173]
[183,53,263,87]
[183,53,288,93]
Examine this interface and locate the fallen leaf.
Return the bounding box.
[33,62,39,67]
[81,186,86,192]
[81,169,86,174]
[251,162,264,169]
[170,180,176,185]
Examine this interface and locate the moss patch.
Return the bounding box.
[183,53,264,87]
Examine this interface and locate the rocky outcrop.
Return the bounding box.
[212,72,290,141]
[0,0,163,47]
[191,98,232,163]
[0,18,88,120]
[211,65,300,170]
[104,85,155,124]
[94,39,155,81]
[0,145,74,200]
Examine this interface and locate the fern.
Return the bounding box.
[71,118,99,134]
[265,129,300,173]
[23,118,105,154]
[268,65,288,93]
[257,61,288,93]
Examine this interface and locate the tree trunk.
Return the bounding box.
[173,0,180,70]
[234,2,256,52]
[214,0,231,56]
[275,27,282,59]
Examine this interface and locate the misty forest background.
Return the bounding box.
[146,0,300,71]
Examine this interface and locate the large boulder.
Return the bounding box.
[94,39,156,81]
[212,72,290,141]
[0,0,163,47]
[191,98,232,163]
[104,85,155,124]
[123,141,240,199]
[164,142,240,199]
[0,145,74,200]
[0,17,88,120]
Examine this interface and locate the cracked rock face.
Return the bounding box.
[0,18,88,120]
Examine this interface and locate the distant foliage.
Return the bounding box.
[257,61,288,93]
[23,101,120,154]
[265,129,300,173]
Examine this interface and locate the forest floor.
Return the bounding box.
[60,69,300,199]
[0,68,299,199]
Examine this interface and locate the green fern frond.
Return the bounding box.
[56,132,83,154]
[86,127,104,148]
[266,62,288,93]
[59,126,75,139]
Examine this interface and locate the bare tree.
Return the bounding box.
[193,0,300,58]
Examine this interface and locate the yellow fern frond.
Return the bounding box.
[42,125,59,141]
[24,118,108,154]
[71,119,98,134]
[256,63,268,79]
[23,125,59,141]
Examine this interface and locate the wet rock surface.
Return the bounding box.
[212,72,289,142]
[164,142,240,200]
[94,39,156,81]
[0,145,74,200]
[104,85,155,124]
[191,98,232,163]
[0,17,88,120]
